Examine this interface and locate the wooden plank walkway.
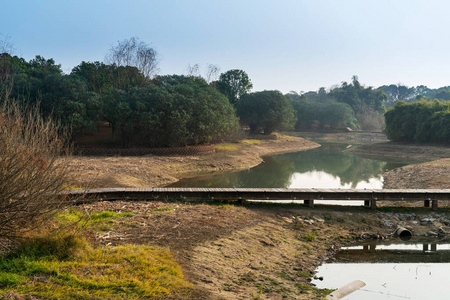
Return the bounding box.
[67,188,450,210]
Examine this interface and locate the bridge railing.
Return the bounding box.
[66,188,450,211]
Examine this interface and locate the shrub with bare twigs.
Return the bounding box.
[0,99,73,249]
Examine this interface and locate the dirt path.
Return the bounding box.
[66,135,319,188]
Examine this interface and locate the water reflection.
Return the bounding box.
[314,238,450,299]
[334,238,450,263]
[169,143,406,188]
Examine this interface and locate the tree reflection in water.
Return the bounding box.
[169,143,408,188]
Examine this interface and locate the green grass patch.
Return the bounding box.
[151,206,174,212]
[89,211,134,220]
[214,144,241,151]
[296,271,312,278]
[56,209,134,230]
[0,236,191,299]
[304,231,316,242]
[239,139,263,145]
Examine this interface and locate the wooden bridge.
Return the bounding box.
[67,188,450,211]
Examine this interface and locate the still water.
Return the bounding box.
[169,143,407,190]
[313,238,450,299]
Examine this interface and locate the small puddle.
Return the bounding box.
[313,237,450,299]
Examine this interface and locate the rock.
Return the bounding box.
[304,219,314,225]
[427,231,438,237]
[397,213,416,221]
[381,219,394,227]
[440,219,450,226]
[313,216,325,223]
[438,227,447,236]
[420,218,434,226]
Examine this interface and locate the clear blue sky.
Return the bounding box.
[2,0,450,93]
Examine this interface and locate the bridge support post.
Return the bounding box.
[238,198,247,205]
[304,200,314,208]
[371,200,377,210]
[432,200,438,211]
[364,200,370,207]
[424,199,430,207]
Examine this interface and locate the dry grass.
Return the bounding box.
[0,210,194,300]
[238,139,262,145]
[214,144,241,151]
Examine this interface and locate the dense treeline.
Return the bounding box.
[1,37,450,146]
[378,84,450,106]
[286,76,386,131]
[102,76,239,147]
[237,90,295,134]
[0,43,296,146]
[384,100,450,143]
[0,47,240,147]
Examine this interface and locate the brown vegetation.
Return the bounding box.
[0,101,72,248]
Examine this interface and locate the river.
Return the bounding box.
[169,143,409,190]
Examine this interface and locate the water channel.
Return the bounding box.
[169,143,410,202]
[313,237,450,299]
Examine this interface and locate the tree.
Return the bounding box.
[384,100,450,143]
[216,69,253,106]
[186,63,221,83]
[379,84,417,106]
[237,90,295,134]
[71,61,113,93]
[205,64,220,83]
[105,37,159,78]
[100,75,239,147]
[28,55,62,78]
[328,76,386,130]
[186,63,200,77]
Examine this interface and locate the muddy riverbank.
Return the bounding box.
[347,141,450,189]
[64,133,450,299]
[67,135,320,188]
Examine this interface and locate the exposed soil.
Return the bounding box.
[76,199,450,300]
[66,135,319,188]
[384,158,450,189]
[347,141,450,162]
[63,132,450,299]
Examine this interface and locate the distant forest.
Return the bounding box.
[1,37,449,146]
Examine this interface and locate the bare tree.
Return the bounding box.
[105,37,159,78]
[186,63,200,77]
[0,99,73,248]
[205,64,220,83]
[0,35,14,54]
[186,63,220,83]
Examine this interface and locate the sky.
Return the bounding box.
[2,0,450,93]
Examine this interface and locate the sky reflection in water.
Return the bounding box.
[314,238,450,299]
[170,143,406,189]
